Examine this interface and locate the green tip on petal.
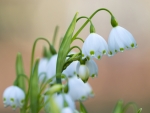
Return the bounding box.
[91,74,96,78]
[12,104,16,109]
[90,51,95,56]
[82,77,89,83]
[131,43,134,48]
[109,51,112,55]
[103,50,106,54]
[3,98,6,101]
[10,98,14,102]
[97,55,101,59]
[120,48,124,52]
[81,96,87,100]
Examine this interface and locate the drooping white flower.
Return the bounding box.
[62,61,79,77]
[108,26,137,56]
[68,76,93,101]
[46,54,58,82]
[85,59,98,78]
[82,33,108,59]
[76,62,89,83]
[38,58,49,82]
[44,93,75,112]
[3,86,25,110]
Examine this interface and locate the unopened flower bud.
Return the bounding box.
[76,63,89,83]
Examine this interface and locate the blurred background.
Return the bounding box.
[0,0,150,113]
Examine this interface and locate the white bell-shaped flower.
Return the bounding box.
[62,61,78,77]
[85,59,98,78]
[82,33,108,59]
[3,86,25,110]
[46,54,58,82]
[76,62,89,83]
[61,107,74,113]
[44,93,75,112]
[68,76,93,101]
[108,26,137,56]
[38,58,49,82]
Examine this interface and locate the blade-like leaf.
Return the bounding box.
[16,53,26,92]
[80,101,88,113]
[56,13,78,84]
[137,108,142,113]
[113,100,123,113]
[29,59,39,113]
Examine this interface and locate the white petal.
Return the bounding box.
[62,61,79,77]
[38,58,49,82]
[86,59,98,78]
[68,76,93,101]
[46,54,58,83]
[15,87,25,108]
[54,94,75,110]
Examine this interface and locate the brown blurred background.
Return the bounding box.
[0,0,150,113]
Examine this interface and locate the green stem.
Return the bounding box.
[23,37,51,112]
[74,37,84,43]
[72,8,114,41]
[67,46,82,55]
[30,37,51,75]
[13,74,29,87]
[76,16,93,24]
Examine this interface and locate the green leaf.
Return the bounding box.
[113,100,123,113]
[137,108,142,113]
[45,96,60,113]
[56,12,78,84]
[29,59,39,113]
[44,84,63,95]
[15,53,26,92]
[80,101,88,113]
[52,25,59,46]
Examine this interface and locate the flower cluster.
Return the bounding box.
[82,26,137,58]
[2,8,141,113]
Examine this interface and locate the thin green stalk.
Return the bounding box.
[74,37,84,43]
[23,37,51,112]
[30,37,51,75]
[67,46,82,55]
[72,8,114,41]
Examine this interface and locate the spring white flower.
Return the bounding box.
[108,26,137,56]
[44,93,75,112]
[76,62,89,83]
[3,86,25,109]
[38,58,49,82]
[68,76,93,101]
[82,33,108,59]
[46,54,58,82]
[62,61,78,77]
[85,59,98,78]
